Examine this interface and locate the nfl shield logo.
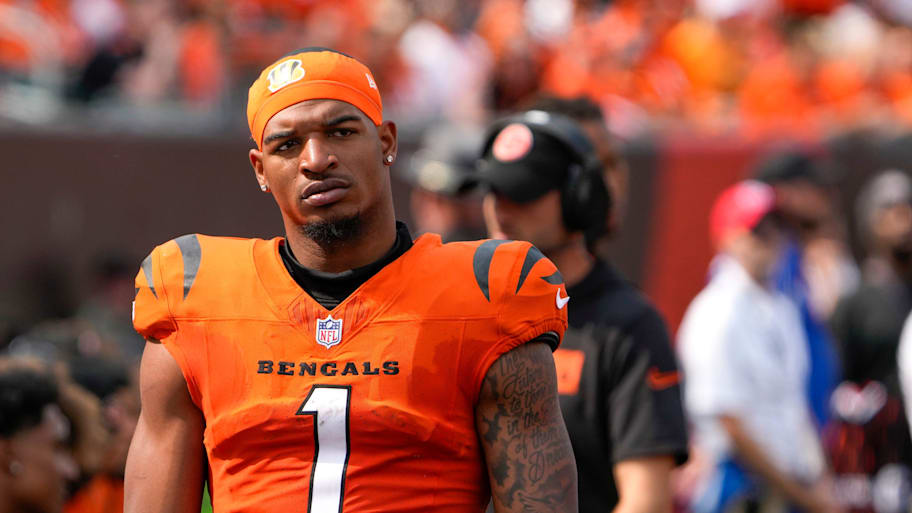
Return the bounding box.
[315,315,343,349]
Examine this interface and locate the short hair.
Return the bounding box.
[0,359,59,437]
[525,95,605,123]
[752,147,832,186]
[68,356,130,401]
[91,253,135,283]
[856,169,912,241]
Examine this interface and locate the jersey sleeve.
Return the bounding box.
[606,307,689,464]
[495,243,567,347]
[132,243,179,341]
[466,240,569,398]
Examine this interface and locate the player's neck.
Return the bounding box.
[285,215,398,274]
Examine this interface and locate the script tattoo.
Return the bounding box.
[476,341,578,513]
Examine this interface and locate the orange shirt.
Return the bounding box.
[737,53,815,138]
[133,233,567,512]
[64,476,123,513]
[814,58,867,125]
[882,70,912,125]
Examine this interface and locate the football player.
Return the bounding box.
[124,48,577,513]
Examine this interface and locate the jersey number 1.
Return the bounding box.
[296,385,351,513]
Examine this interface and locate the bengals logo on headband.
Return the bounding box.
[267,59,306,93]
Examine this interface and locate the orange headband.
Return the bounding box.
[247,48,383,149]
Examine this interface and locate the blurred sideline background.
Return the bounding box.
[4,0,912,338]
[3,0,912,511]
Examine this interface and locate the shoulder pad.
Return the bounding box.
[133,234,214,339]
[470,239,564,303]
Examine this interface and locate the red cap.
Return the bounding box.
[709,180,777,246]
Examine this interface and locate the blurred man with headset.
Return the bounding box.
[476,109,688,513]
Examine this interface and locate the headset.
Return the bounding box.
[480,110,611,236]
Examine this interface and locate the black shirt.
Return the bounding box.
[559,260,688,513]
[280,222,414,310]
[831,278,912,394]
[828,276,912,488]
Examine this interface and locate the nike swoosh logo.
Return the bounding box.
[556,289,570,309]
[647,366,680,390]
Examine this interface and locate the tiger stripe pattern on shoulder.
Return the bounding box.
[136,234,203,302]
[471,240,564,302]
[140,254,157,298]
[472,239,511,301]
[175,234,201,300]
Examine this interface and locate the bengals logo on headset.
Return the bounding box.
[491,123,533,162]
[267,59,306,93]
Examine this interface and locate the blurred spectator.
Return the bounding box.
[7,253,144,370]
[737,49,813,139]
[395,0,491,123]
[2,327,129,510]
[0,357,79,513]
[54,364,108,492]
[118,0,181,104]
[834,170,912,393]
[754,148,854,429]
[176,3,225,108]
[830,170,912,513]
[402,122,485,242]
[68,0,227,107]
[64,356,138,513]
[875,26,912,126]
[66,0,139,102]
[72,253,145,364]
[475,0,539,111]
[487,38,541,113]
[12,255,78,331]
[678,180,836,513]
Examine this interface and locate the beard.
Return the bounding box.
[300,214,363,247]
[893,244,912,267]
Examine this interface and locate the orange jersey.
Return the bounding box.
[133,233,567,513]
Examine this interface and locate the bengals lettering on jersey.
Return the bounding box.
[133,233,567,513]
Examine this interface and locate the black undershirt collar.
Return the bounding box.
[280,221,414,310]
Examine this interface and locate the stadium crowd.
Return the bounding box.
[4,1,912,513]
[3,0,912,136]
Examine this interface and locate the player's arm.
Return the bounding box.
[612,456,675,513]
[124,341,206,513]
[476,338,578,513]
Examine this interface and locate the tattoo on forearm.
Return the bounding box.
[477,343,577,512]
